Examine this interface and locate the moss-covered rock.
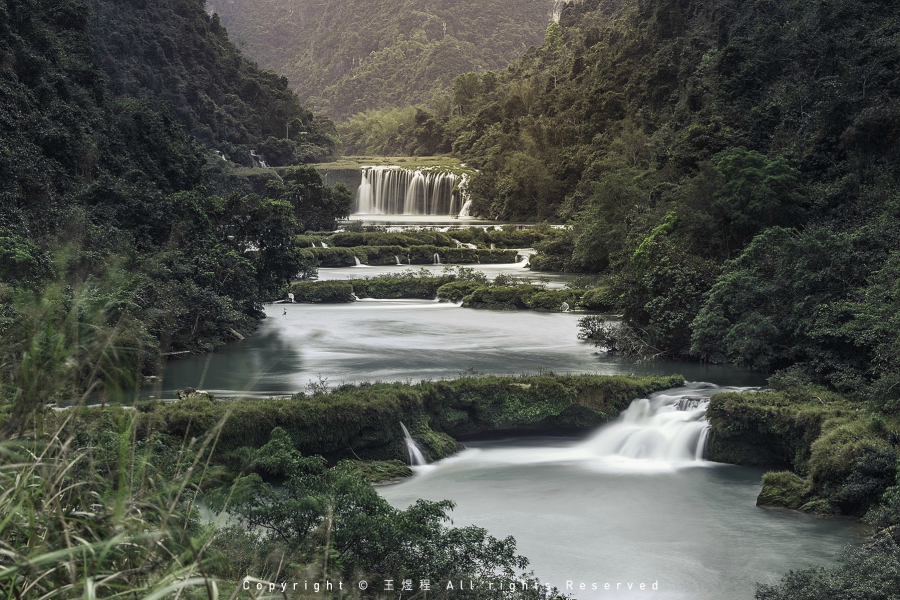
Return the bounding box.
[336,459,413,483]
[436,280,487,302]
[75,374,683,465]
[708,386,900,516]
[289,281,355,303]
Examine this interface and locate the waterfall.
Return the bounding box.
[354,256,362,266]
[250,150,269,168]
[433,253,441,265]
[579,390,714,462]
[395,255,402,265]
[321,242,329,248]
[310,242,315,248]
[560,302,570,312]
[354,166,462,215]
[400,422,428,466]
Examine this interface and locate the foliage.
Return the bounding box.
[65,374,683,463]
[289,281,355,303]
[213,0,555,119]
[707,387,900,517]
[87,0,339,162]
[0,0,342,367]
[755,528,900,600]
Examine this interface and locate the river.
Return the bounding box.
[147,268,862,600]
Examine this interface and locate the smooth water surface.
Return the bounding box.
[380,388,863,600]
[146,301,764,398]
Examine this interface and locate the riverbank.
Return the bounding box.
[289,273,613,312]
[91,374,683,467]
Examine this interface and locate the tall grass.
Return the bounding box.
[0,284,235,600]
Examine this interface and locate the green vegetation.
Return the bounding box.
[86,374,684,462]
[288,280,355,303]
[87,0,339,164]
[708,387,899,517]
[212,0,554,120]
[0,320,569,599]
[300,245,519,266]
[287,268,609,312]
[0,0,350,371]
[336,459,413,483]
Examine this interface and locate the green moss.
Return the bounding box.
[335,459,413,483]
[351,275,455,299]
[289,281,355,303]
[708,386,900,516]
[579,286,615,311]
[463,285,541,309]
[69,374,683,465]
[436,280,487,302]
[758,471,812,510]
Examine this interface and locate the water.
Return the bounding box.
[355,166,463,215]
[147,298,860,599]
[379,387,864,600]
[400,422,429,465]
[146,301,764,398]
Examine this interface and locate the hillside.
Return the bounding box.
[395,0,900,407]
[210,0,557,119]
[0,0,348,372]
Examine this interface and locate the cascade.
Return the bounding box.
[395,255,402,265]
[400,422,428,466]
[579,387,718,462]
[433,253,441,265]
[354,166,462,215]
[250,150,269,168]
[321,242,329,248]
[353,256,362,266]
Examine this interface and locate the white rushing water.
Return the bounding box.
[433,383,753,471]
[355,166,463,215]
[400,422,428,465]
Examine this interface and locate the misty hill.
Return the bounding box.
[210,0,557,119]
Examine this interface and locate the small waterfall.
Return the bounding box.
[310,242,315,248]
[321,242,329,248]
[352,293,361,301]
[433,253,441,265]
[579,389,716,462]
[250,150,269,168]
[560,302,570,312]
[354,256,362,266]
[458,200,473,218]
[696,426,711,460]
[353,166,463,215]
[395,255,402,265]
[400,422,428,466]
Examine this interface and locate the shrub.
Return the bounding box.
[289,281,355,303]
[437,280,487,302]
[579,286,616,311]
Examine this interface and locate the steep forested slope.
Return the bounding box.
[211,0,556,118]
[0,0,348,382]
[441,0,900,401]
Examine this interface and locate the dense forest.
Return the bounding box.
[0,0,349,375]
[4,0,900,598]
[211,0,556,119]
[434,0,900,398]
